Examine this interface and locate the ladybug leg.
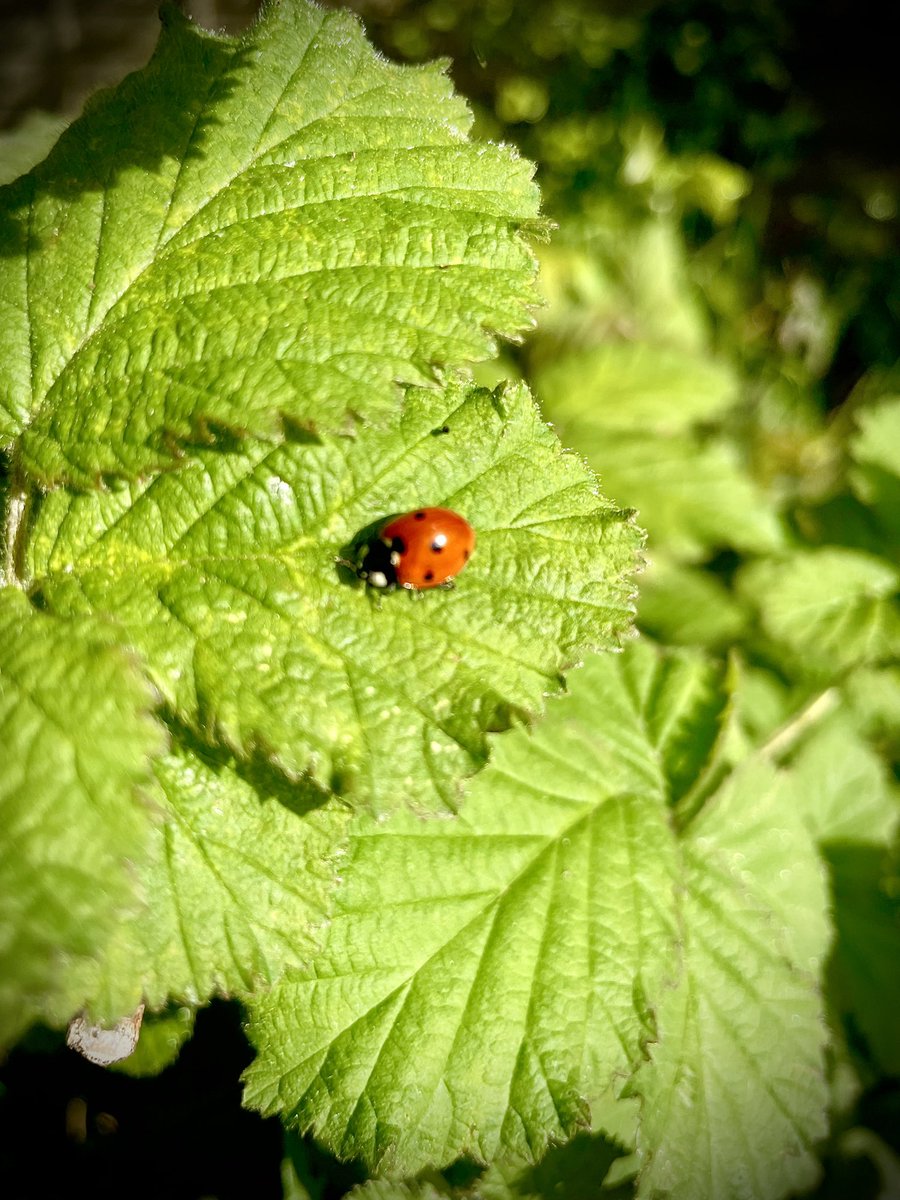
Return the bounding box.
[438,578,456,591]
[334,555,363,587]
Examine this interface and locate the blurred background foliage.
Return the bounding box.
[1,0,898,1196]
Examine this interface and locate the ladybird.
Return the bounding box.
[355,507,475,591]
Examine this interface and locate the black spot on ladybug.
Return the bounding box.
[463,549,470,559]
[391,536,406,554]
[414,511,426,520]
[424,570,434,582]
[431,541,444,553]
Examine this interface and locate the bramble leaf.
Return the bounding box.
[245,643,830,1194]
[48,738,350,1026]
[244,648,685,1173]
[786,718,900,1074]
[0,0,540,483]
[546,424,783,562]
[637,558,748,648]
[27,379,641,812]
[110,1005,195,1078]
[850,395,900,544]
[737,548,900,678]
[632,760,830,1200]
[534,341,739,435]
[0,589,164,1046]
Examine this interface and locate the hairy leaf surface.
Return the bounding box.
[0,1,540,483]
[0,589,164,1045]
[28,380,642,812]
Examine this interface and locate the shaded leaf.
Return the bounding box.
[553,427,784,562]
[535,341,739,435]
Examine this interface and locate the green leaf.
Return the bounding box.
[737,548,900,679]
[345,1184,449,1200]
[534,341,740,435]
[477,1131,633,1200]
[632,759,830,1200]
[0,588,164,1047]
[0,111,70,187]
[110,1004,195,1078]
[245,643,830,1192]
[551,426,784,562]
[28,379,641,812]
[785,715,899,848]
[535,210,710,354]
[842,664,900,757]
[850,396,900,547]
[637,558,748,648]
[852,394,900,479]
[786,718,900,1075]
[49,737,350,1024]
[0,1,540,483]
[827,842,900,1076]
[244,649,688,1174]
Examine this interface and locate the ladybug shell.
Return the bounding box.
[379,507,475,590]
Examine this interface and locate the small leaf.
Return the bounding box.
[552,427,784,562]
[50,737,350,1024]
[843,664,900,756]
[633,760,831,1200]
[0,1,540,482]
[534,341,739,435]
[787,717,900,1075]
[786,714,899,847]
[111,1005,195,1078]
[0,589,164,1047]
[852,394,900,478]
[850,395,900,544]
[29,379,642,812]
[535,211,709,354]
[637,558,748,648]
[477,1131,632,1200]
[346,1184,450,1200]
[737,548,900,678]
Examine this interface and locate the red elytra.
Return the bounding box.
[362,507,476,590]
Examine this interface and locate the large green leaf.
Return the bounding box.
[0,0,540,484]
[27,379,641,812]
[245,643,830,1193]
[244,648,686,1173]
[244,643,830,1185]
[0,589,164,1046]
